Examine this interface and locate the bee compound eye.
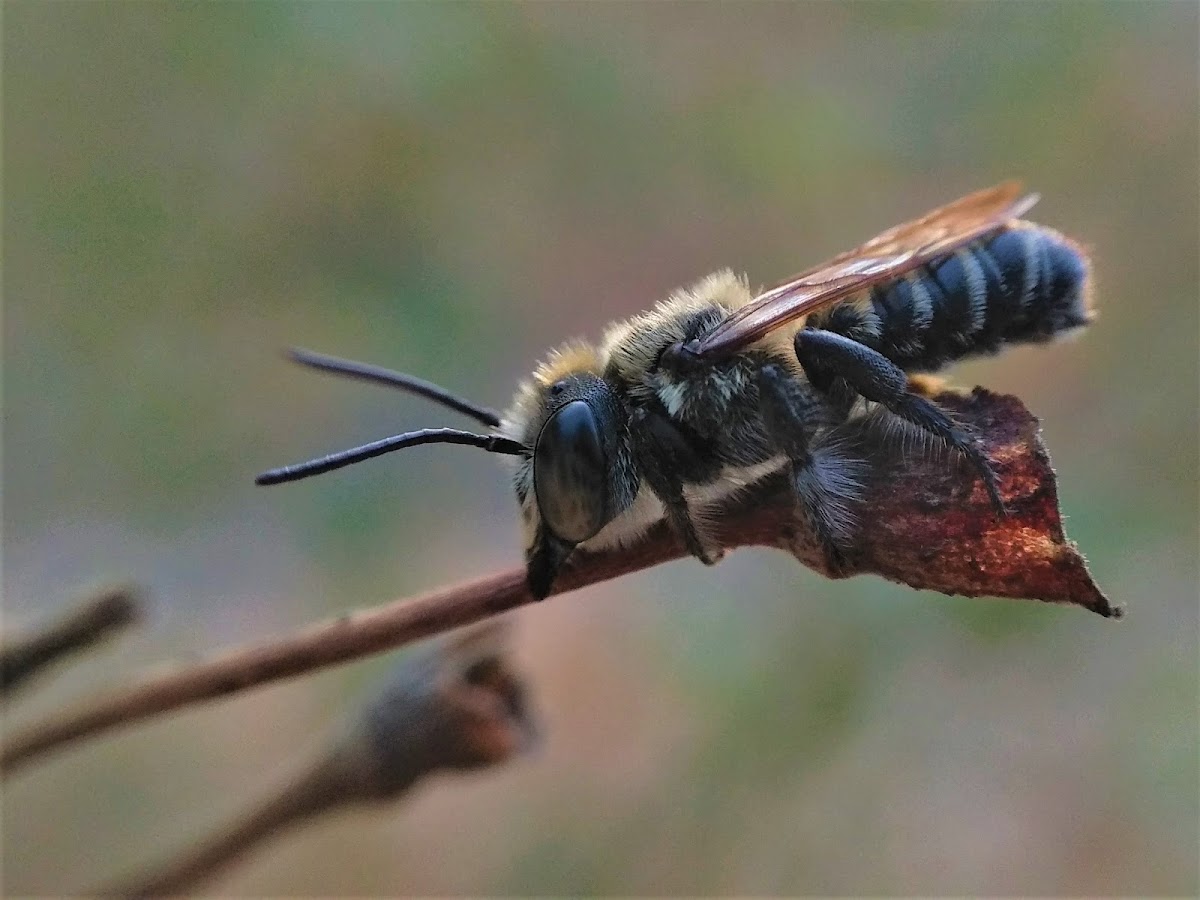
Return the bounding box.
[533,400,609,544]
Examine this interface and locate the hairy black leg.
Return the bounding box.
[628,405,722,564]
[757,364,859,572]
[800,363,858,426]
[795,328,1006,515]
[526,526,576,600]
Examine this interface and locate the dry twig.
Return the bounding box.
[100,623,535,897]
[0,389,1117,776]
[0,585,142,699]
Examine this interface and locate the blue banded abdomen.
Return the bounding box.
[807,224,1093,372]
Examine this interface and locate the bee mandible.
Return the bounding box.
[257,182,1093,599]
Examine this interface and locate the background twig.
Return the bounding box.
[0,585,142,699]
[0,389,1118,776]
[100,623,535,897]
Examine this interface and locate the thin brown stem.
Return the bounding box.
[100,623,534,897]
[103,753,355,898]
[0,585,142,698]
[0,389,1117,776]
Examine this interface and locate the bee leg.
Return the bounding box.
[796,364,858,425]
[629,406,722,565]
[757,364,862,573]
[795,328,1006,515]
[526,526,576,600]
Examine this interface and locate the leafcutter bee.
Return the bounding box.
[257,182,1093,599]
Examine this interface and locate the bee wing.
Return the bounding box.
[692,182,1040,357]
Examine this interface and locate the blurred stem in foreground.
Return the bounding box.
[101,622,536,898]
[0,585,142,699]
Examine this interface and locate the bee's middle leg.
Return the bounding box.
[757,364,863,573]
[628,405,722,565]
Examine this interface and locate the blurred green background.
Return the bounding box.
[4,2,1197,895]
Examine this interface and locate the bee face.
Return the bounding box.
[521,371,637,597]
[533,399,607,544]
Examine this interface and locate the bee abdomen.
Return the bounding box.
[812,225,1092,371]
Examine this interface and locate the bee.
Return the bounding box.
[257,182,1093,599]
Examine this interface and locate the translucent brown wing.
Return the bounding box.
[692,181,1040,357]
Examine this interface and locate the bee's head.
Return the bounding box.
[523,372,634,598]
[256,347,635,604]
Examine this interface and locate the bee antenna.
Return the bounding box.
[286,347,504,428]
[256,428,529,486]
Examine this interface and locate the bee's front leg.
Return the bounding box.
[628,405,723,565]
[757,363,865,573]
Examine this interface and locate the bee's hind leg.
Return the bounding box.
[628,405,723,565]
[757,364,864,573]
[794,328,1006,515]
